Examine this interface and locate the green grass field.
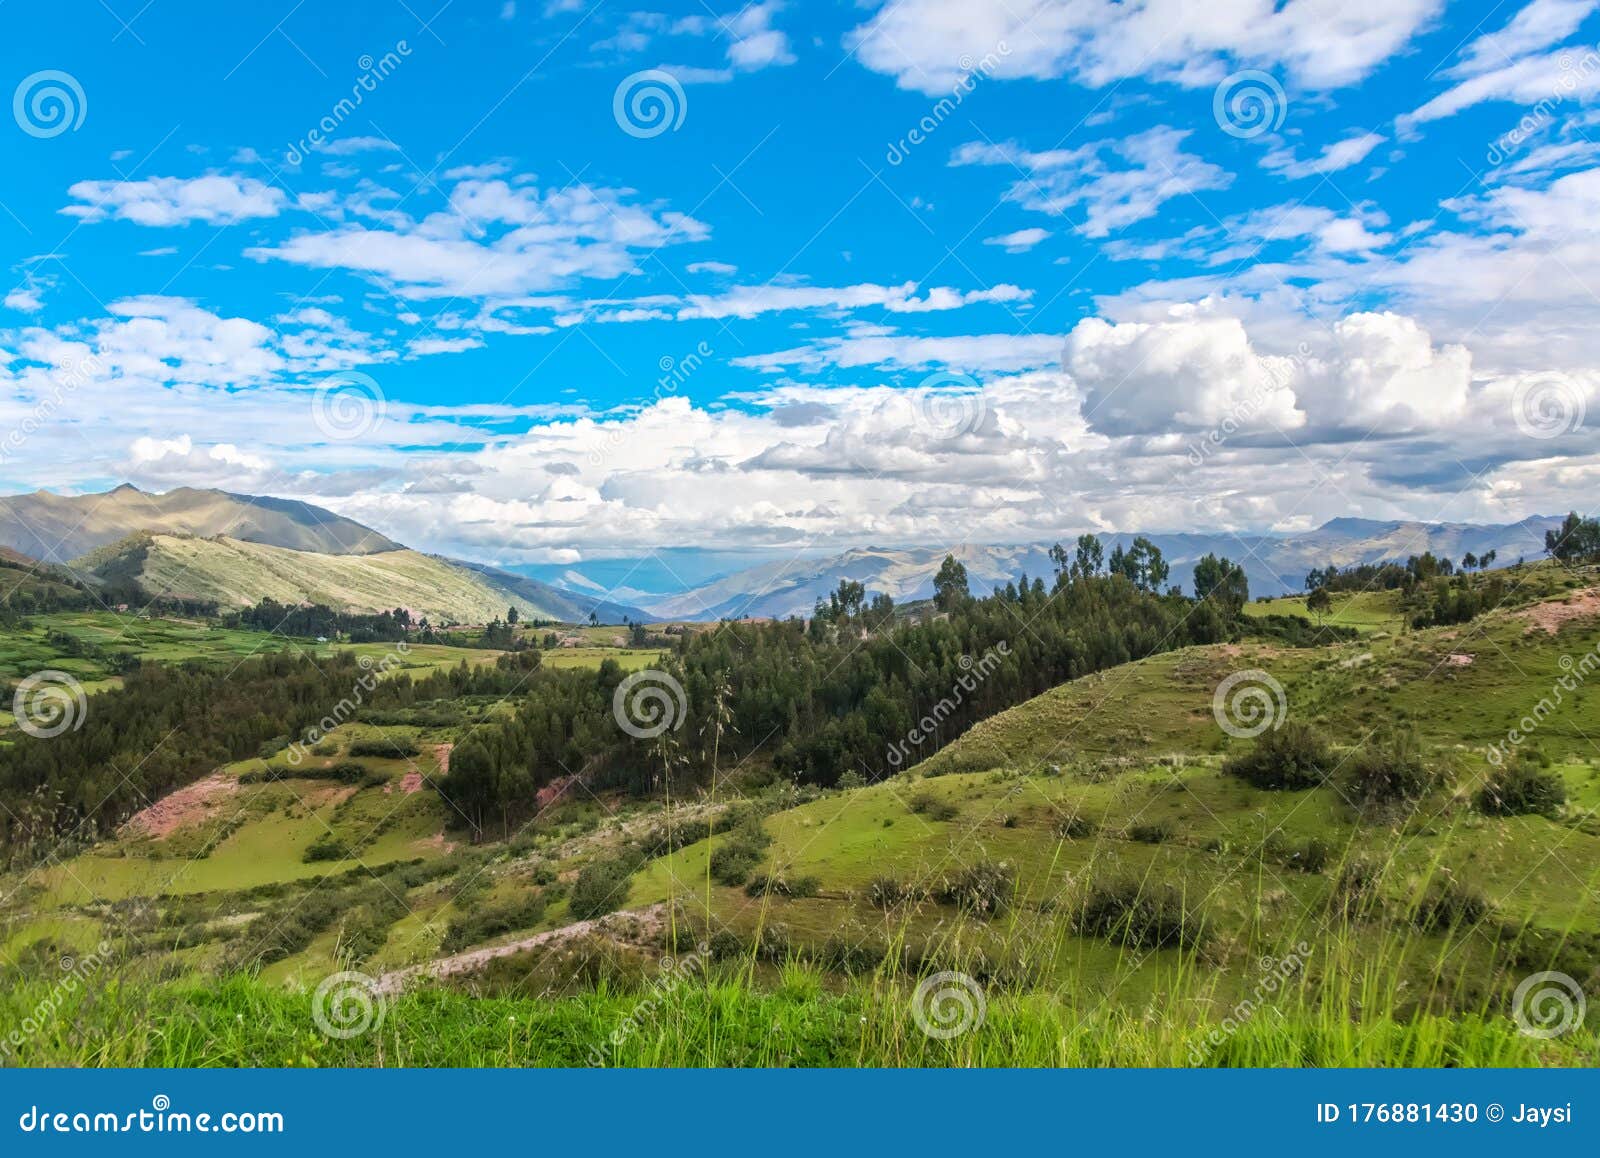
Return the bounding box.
[1245,590,1404,634]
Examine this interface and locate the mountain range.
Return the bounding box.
[0,485,1565,624]
[534,517,1565,621]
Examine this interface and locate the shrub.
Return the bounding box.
[1330,858,1381,920]
[1286,836,1330,874]
[1476,761,1566,817]
[1054,812,1097,839]
[441,893,548,953]
[867,876,924,909]
[908,791,959,822]
[934,861,1013,918]
[1222,721,1333,790]
[1411,877,1490,932]
[348,737,420,758]
[1127,820,1174,844]
[1340,726,1437,805]
[709,843,762,887]
[568,855,636,920]
[707,821,772,887]
[1076,880,1208,950]
[302,836,351,862]
[745,874,821,898]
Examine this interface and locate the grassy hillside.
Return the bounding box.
[90,533,574,623]
[0,484,401,562]
[4,571,1597,1066]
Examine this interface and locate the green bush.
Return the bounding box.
[867,876,925,909]
[1286,836,1331,874]
[348,737,420,758]
[568,855,637,920]
[707,821,773,887]
[1054,812,1097,839]
[908,791,959,822]
[302,836,352,862]
[1411,877,1490,932]
[744,874,821,898]
[1127,820,1174,844]
[1340,726,1438,806]
[934,861,1013,918]
[1222,721,1333,790]
[441,893,548,953]
[1476,760,1565,817]
[709,843,762,887]
[1076,880,1208,950]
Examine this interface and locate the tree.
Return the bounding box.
[933,555,969,612]
[1048,541,1071,585]
[1306,586,1332,625]
[1546,512,1600,564]
[1481,549,1497,570]
[1461,552,1477,573]
[507,605,519,625]
[1192,554,1248,617]
[1073,533,1103,580]
[1121,537,1167,593]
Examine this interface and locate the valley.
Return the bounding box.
[1,491,1598,1066]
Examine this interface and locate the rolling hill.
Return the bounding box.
[0,484,401,561]
[0,486,650,625]
[78,532,647,625]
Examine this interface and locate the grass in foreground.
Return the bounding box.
[3,971,1592,1068]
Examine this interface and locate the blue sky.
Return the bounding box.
[1,0,1598,566]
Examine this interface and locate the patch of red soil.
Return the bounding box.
[1521,588,1600,634]
[400,770,424,794]
[433,743,452,776]
[535,774,576,810]
[123,773,237,839]
[1445,652,1474,666]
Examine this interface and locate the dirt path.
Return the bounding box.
[373,904,665,996]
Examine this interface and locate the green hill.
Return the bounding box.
[5,570,1598,1066]
[83,532,570,624]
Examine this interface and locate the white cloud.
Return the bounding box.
[847,0,1444,95]
[247,177,708,298]
[983,228,1051,253]
[734,330,1065,374]
[62,174,288,226]
[313,135,403,157]
[1450,0,1596,78]
[659,1,795,82]
[951,128,1232,237]
[1260,131,1386,179]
